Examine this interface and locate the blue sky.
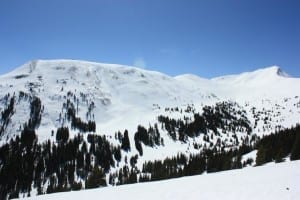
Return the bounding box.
[0,0,299,78]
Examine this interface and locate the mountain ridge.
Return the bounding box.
[1,59,296,101]
[1,59,292,80]
[0,59,298,157]
[0,59,299,142]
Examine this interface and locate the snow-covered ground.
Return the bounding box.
[1,59,300,175]
[1,60,299,143]
[25,160,300,200]
[1,60,300,199]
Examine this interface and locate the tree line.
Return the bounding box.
[158,101,252,142]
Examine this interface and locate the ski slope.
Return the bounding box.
[24,160,300,200]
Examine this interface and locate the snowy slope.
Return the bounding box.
[24,160,300,200]
[0,60,215,140]
[177,65,299,101]
[1,60,300,199]
[0,59,300,161]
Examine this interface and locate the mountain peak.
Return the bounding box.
[260,66,290,78]
[213,65,290,83]
[239,66,290,79]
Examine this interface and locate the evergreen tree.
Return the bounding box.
[121,129,131,152]
[85,167,107,189]
[256,146,267,166]
[291,132,300,160]
[135,139,143,156]
[56,127,69,143]
[114,147,122,162]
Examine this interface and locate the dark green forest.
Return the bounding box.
[0,123,299,199]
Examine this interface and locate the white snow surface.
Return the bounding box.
[24,160,300,200]
[1,60,300,198]
[0,59,300,165]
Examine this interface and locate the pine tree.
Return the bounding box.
[135,140,143,156]
[256,146,267,166]
[85,167,107,189]
[56,127,69,143]
[290,132,300,161]
[114,147,122,162]
[121,130,131,152]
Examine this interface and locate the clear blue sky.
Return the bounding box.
[0,0,299,78]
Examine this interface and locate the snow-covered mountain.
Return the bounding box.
[1,59,299,142]
[0,60,213,141]
[0,59,299,198]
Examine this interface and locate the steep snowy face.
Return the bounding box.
[1,61,297,105]
[0,59,212,107]
[0,59,299,143]
[0,59,218,142]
